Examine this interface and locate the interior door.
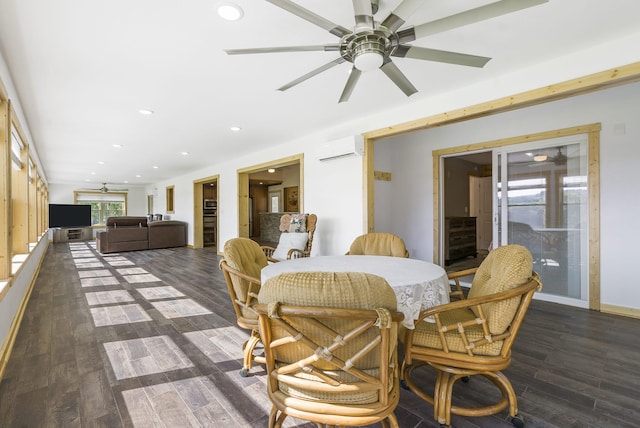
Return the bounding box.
[469,175,492,252]
[494,135,589,304]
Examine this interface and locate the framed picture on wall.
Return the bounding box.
[284,186,299,212]
[269,191,282,213]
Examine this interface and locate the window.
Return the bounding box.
[11,127,23,170]
[501,177,547,229]
[75,192,127,225]
[563,175,587,228]
[166,186,175,213]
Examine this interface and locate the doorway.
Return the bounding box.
[442,152,492,268]
[495,135,589,302]
[237,154,303,241]
[192,175,219,250]
[202,181,217,247]
[437,124,600,309]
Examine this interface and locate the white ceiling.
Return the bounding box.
[1,0,639,187]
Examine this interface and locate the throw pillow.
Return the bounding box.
[288,214,307,233]
[272,232,309,261]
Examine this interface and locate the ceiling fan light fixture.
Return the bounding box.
[354,50,383,72]
[351,34,386,72]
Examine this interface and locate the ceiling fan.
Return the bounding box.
[225,0,548,102]
[511,147,568,167]
[532,147,567,166]
[81,182,129,193]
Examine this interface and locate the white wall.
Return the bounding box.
[151,135,366,256]
[376,82,640,311]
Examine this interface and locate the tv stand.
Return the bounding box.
[52,227,93,243]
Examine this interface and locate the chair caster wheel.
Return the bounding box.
[400,380,409,390]
[239,368,249,377]
[511,414,525,428]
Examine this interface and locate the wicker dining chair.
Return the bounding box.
[261,213,317,262]
[401,245,542,428]
[346,232,410,258]
[219,237,268,377]
[256,271,404,428]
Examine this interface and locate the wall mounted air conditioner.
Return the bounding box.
[316,135,365,161]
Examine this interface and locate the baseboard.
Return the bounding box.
[600,304,640,320]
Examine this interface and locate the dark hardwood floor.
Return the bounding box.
[1,242,639,427]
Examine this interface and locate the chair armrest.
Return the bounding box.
[416,275,541,323]
[287,248,310,259]
[261,245,280,263]
[405,274,541,358]
[219,260,262,309]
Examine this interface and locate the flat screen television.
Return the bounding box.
[49,204,92,228]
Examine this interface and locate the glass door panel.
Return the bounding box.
[495,135,589,302]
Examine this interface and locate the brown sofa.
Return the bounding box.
[149,220,186,249]
[96,216,186,254]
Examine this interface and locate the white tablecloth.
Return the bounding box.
[261,255,450,329]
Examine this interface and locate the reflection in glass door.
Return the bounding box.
[495,135,589,302]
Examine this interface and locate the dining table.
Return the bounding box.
[261,255,450,329]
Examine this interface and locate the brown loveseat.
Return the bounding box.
[96,216,186,254]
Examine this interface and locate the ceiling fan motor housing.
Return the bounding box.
[342,30,393,71]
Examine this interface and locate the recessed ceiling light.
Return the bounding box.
[91,172,96,175]
[138,109,154,115]
[152,166,159,169]
[136,174,142,178]
[180,151,190,156]
[97,161,105,165]
[113,144,123,148]
[268,168,275,173]
[217,2,244,21]
[230,126,242,132]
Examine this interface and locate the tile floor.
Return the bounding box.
[6,242,636,427]
[63,241,294,427]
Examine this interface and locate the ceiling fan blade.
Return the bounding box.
[265,0,351,38]
[339,67,363,103]
[225,45,340,55]
[393,45,491,68]
[380,59,417,97]
[352,0,374,32]
[278,57,346,92]
[397,0,548,43]
[381,0,426,33]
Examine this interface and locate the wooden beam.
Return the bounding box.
[364,62,640,140]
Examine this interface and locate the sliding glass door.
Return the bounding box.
[495,135,589,303]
